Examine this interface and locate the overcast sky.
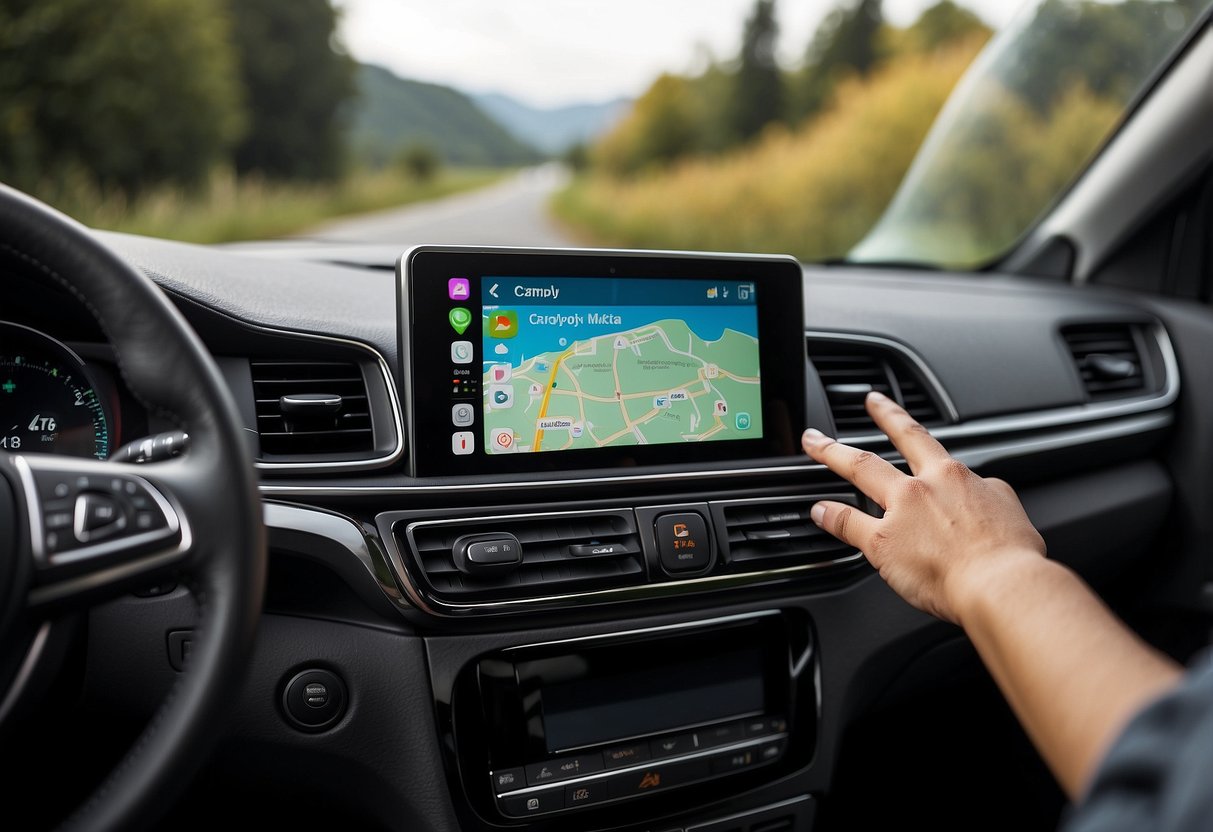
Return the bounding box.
[334,0,1024,107]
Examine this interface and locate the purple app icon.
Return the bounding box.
[448,277,470,301]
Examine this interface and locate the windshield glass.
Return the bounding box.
[851,0,1213,268]
[1,0,1208,268]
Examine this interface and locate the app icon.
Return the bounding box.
[449,307,471,335]
[738,283,755,301]
[488,310,518,339]
[448,277,470,301]
[704,363,719,379]
[654,395,670,409]
[452,403,475,427]
[489,384,514,409]
[490,428,516,453]
[714,400,728,416]
[735,411,752,431]
[706,287,718,299]
[450,340,473,364]
[490,363,512,383]
[451,431,474,455]
[571,422,584,438]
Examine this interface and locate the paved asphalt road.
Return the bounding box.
[299,165,580,247]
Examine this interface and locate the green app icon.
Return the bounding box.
[487,310,519,339]
[449,307,472,335]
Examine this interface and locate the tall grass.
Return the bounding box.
[27,167,504,244]
[552,40,985,262]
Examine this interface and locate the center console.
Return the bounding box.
[444,610,816,829]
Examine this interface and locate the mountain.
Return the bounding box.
[471,92,632,155]
[350,64,541,167]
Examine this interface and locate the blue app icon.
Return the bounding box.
[735,412,752,431]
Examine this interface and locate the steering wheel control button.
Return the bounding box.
[655,512,712,574]
[453,533,522,573]
[74,493,123,539]
[167,630,193,672]
[282,669,347,732]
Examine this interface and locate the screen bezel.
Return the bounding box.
[399,246,807,477]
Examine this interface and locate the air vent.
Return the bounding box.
[807,339,946,436]
[403,511,645,601]
[1061,324,1147,400]
[251,360,374,456]
[712,497,858,572]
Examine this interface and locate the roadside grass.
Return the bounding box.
[36,167,505,244]
[551,41,983,262]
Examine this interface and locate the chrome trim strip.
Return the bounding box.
[806,329,961,423]
[249,326,405,473]
[384,506,864,617]
[495,731,788,799]
[256,323,1176,495]
[495,609,781,653]
[0,623,51,725]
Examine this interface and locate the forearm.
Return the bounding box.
[956,553,1183,799]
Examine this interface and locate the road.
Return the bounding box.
[299,164,579,247]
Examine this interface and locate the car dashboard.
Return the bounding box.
[0,230,1197,832]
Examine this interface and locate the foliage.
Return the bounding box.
[42,168,503,245]
[728,0,784,141]
[227,0,356,181]
[553,41,986,261]
[351,64,540,167]
[593,75,703,175]
[790,0,885,121]
[901,1,990,54]
[0,0,244,195]
[397,143,441,182]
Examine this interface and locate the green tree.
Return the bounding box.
[728,0,784,141]
[792,0,884,121]
[594,74,701,175]
[903,1,990,53]
[0,0,244,195]
[397,142,440,182]
[227,0,356,180]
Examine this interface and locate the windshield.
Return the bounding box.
[851,0,1213,268]
[1,0,1208,269]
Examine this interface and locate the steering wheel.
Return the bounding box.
[0,185,266,831]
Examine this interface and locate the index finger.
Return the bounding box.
[866,391,950,475]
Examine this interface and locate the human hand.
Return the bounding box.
[802,391,1046,626]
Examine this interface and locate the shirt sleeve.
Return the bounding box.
[1064,652,1213,832]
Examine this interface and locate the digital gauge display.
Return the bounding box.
[0,322,111,459]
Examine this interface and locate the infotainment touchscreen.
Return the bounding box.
[400,247,807,477]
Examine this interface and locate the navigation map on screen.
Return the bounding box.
[480,276,762,455]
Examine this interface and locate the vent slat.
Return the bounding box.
[403,511,645,602]
[1061,324,1147,402]
[251,360,375,456]
[719,500,858,573]
[807,339,945,436]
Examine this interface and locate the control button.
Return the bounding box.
[74,492,124,540]
[564,780,609,808]
[757,738,787,762]
[282,669,347,732]
[526,753,602,786]
[133,579,178,598]
[453,533,522,573]
[569,541,638,558]
[501,790,564,817]
[491,768,525,792]
[655,513,711,573]
[451,402,475,427]
[44,510,73,530]
[466,537,522,566]
[697,721,743,748]
[166,630,192,671]
[603,742,650,769]
[743,715,788,737]
[611,757,709,799]
[709,747,756,775]
[650,732,697,759]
